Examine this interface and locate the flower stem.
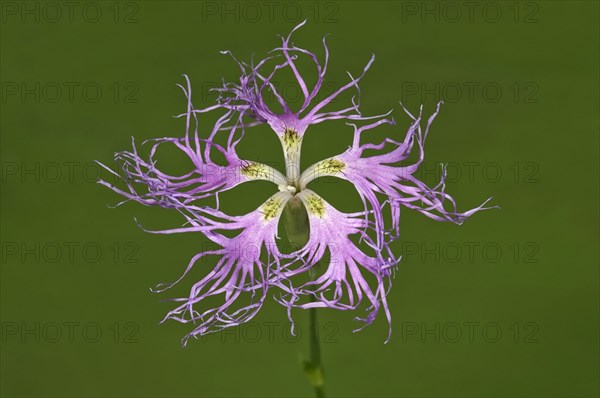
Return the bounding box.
[307,297,326,398]
[282,197,326,398]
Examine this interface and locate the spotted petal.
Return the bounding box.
[299,102,497,244]
[275,189,397,342]
[139,191,294,345]
[98,76,287,210]
[203,21,391,182]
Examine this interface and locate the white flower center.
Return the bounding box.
[278,184,297,195]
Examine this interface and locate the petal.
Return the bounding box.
[221,22,392,133]
[275,189,397,342]
[141,191,294,345]
[299,102,497,240]
[98,76,287,210]
[195,23,392,182]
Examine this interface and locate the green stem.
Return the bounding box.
[308,299,325,398]
[283,197,326,398]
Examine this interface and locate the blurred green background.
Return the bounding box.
[1,1,598,397]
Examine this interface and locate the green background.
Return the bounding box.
[1,1,598,397]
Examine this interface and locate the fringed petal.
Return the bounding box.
[141,192,294,346]
[98,75,287,211]
[299,102,497,241]
[198,21,391,184]
[274,189,398,343]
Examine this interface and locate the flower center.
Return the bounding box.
[279,183,301,195]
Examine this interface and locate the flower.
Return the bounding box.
[98,21,495,345]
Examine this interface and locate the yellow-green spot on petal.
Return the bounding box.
[240,162,269,179]
[282,128,301,156]
[262,197,283,221]
[317,158,345,174]
[305,194,326,218]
